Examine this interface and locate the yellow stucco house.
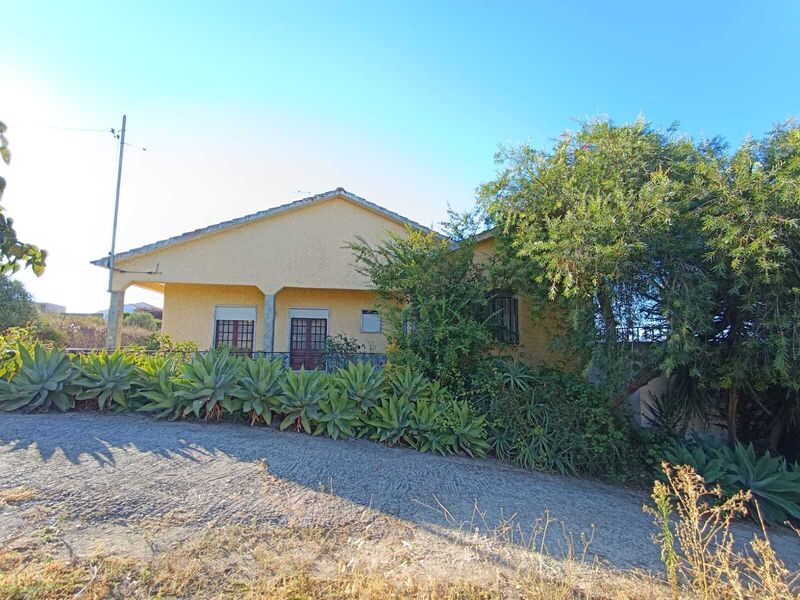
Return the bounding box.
[93,188,557,368]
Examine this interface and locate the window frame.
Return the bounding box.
[486,293,520,345]
[360,309,382,334]
[211,305,257,352]
[214,318,255,352]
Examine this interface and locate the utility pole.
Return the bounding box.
[107,114,126,292]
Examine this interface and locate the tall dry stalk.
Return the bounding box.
[646,463,799,600]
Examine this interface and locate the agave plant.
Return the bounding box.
[487,423,517,462]
[278,368,327,433]
[663,439,727,485]
[408,397,450,454]
[716,443,800,525]
[74,350,137,411]
[508,409,575,474]
[314,389,361,439]
[496,358,536,394]
[444,401,490,458]
[368,395,412,445]
[134,357,184,420]
[385,366,429,401]
[0,344,78,412]
[333,361,385,411]
[230,357,285,424]
[176,348,242,419]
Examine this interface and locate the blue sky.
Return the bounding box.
[2,1,799,311]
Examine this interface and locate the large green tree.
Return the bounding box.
[480,119,711,387]
[698,124,800,447]
[0,120,46,276]
[480,118,800,450]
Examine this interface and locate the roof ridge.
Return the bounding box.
[91,188,434,267]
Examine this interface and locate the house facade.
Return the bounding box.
[93,189,560,368]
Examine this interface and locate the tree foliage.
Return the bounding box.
[0,120,46,276]
[349,219,500,395]
[0,274,39,330]
[123,311,160,331]
[480,117,800,451]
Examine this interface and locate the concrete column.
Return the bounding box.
[105,290,125,349]
[263,293,276,353]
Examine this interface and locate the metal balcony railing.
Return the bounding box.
[65,348,388,372]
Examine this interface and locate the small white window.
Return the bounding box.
[360,309,381,333]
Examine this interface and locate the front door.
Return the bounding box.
[289,317,327,369]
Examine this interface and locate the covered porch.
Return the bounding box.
[106,282,387,369]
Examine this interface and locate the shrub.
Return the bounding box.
[74,350,137,411]
[123,311,160,331]
[349,223,500,395]
[0,326,42,379]
[0,344,77,412]
[486,364,633,476]
[141,333,198,354]
[0,274,38,330]
[176,348,242,419]
[278,368,327,433]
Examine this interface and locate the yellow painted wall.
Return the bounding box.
[124,202,565,365]
[475,236,569,368]
[274,287,385,353]
[512,298,569,368]
[160,283,384,352]
[110,195,409,294]
[162,283,264,350]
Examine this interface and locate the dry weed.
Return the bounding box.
[646,463,799,600]
[0,518,668,600]
[0,487,37,506]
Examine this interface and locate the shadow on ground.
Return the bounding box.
[0,412,797,572]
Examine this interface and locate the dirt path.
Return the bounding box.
[0,412,797,572]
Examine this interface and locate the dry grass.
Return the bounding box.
[0,517,666,600]
[39,313,152,348]
[0,487,37,506]
[1,469,796,599]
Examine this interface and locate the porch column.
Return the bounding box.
[105,289,125,349]
[263,293,276,353]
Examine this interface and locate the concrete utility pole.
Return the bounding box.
[107,114,126,292]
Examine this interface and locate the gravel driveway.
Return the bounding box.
[0,412,797,572]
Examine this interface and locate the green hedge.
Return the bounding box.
[0,341,638,478]
[0,344,490,459]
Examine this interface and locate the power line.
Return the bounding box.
[23,123,147,150]
[32,125,113,133]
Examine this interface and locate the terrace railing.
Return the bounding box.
[65,348,388,372]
